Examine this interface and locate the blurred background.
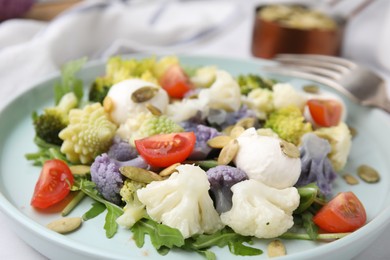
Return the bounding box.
[1,0,390,259]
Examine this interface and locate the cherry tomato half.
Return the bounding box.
[31,159,74,209]
[135,132,196,168]
[313,191,366,233]
[159,64,192,99]
[307,99,342,127]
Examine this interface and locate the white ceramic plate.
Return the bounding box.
[1,56,390,260]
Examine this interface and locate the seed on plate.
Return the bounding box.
[267,239,286,257]
[160,163,180,177]
[230,125,245,138]
[348,125,358,138]
[131,86,158,103]
[280,140,300,159]
[343,174,359,185]
[357,164,380,183]
[47,217,82,234]
[222,125,235,136]
[303,84,319,94]
[103,96,114,112]
[69,165,91,175]
[218,139,239,165]
[146,103,162,116]
[120,166,163,183]
[235,117,256,129]
[207,135,233,149]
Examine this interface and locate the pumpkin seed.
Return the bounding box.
[131,86,158,103]
[103,96,114,112]
[120,166,163,183]
[47,217,82,234]
[207,135,233,149]
[222,125,235,136]
[159,163,180,177]
[280,140,300,159]
[235,117,256,129]
[146,103,162,116]
[303,84,319,94]
[218,139,239,165]
[357,164,380,183]
[69,165,91,175]
[343,174,359,185]
[348,125,357,138]
[230,125,245,138]
[267,239,286,257]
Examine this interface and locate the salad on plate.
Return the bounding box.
[25,55,375,259]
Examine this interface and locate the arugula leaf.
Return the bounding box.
[79,180,123,238]
[131,218,185,251]
[302,211,318,240]
[54,57,87,105]
[25,136,69,166]
[83,202,106,221]
[228,241,263,256]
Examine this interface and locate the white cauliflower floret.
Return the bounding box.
[116,111,154,142]
[273,83,307,110]
[166,97,210,123]
[234,128,301,189]
[242,88,274,120]
[190,66,217,88]
[198,70,241,112]
[220,179,300,239]
[137,164,224,238]
[105,79,169,125]
[314,122,351,171]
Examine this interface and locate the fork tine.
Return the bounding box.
[268,64,342,80]
[274,54,357,72]
[262,65,359,103]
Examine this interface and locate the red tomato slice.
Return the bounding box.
[31,159,74,209]
[307,99,342,127]
[160,64,192,99]
[313,191,366,233]
[135,132,196,168]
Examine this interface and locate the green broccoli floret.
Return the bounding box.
[264,105,312,145]
[59,103,117,164]
[88,81,111,103]
[33,92,78,145]
[237,74,277,95]
[116,179,146,228]
[130,115,184,144]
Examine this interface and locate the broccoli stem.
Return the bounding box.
[279,232,350,241]
[61,191,86,216]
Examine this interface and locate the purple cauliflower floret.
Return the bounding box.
[296,133,337,197]
[108,136,138,161]
[90,153,151,205]
[180,121,220,160]
[207,105,258,130]
[206,165,248,213]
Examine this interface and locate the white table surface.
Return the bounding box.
[1,0,390,259]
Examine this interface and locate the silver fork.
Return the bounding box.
[263,54,390,113]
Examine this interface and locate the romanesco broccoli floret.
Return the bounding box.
[131,115,184,143]
[265,105,312,145]
[116,179,146,228]
[236,74,276,95]
[59,103,117,164]
[33,92,78,145]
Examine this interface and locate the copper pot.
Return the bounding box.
[251,5,345,59]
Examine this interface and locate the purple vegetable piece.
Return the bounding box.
[90,153,151,205]
[108,136,138,161]
[181,121,220,160]
[207,105,258,129]
[206,165,248,213]
[0,0,34,21]
[296,133,337,197]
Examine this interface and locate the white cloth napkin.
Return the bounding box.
[0,0,243,106]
